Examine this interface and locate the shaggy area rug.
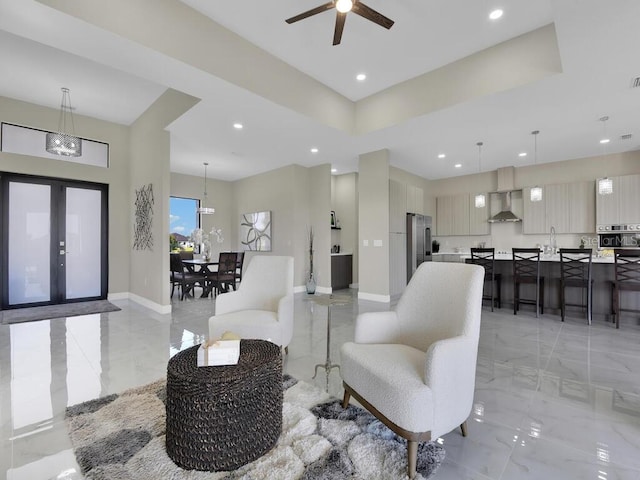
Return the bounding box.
[65,376,445,480]
[1,300,121,325]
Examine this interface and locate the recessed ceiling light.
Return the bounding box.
[518,152,527,157]
[233,123,243,129]
[600,138,610,144]
[356,73,367,81]
[454,163,462,168]
[489,9,503,20]
[438,153,446,159]
[331,168,337,173]
[310,147,319,153]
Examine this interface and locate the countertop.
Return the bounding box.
[459,253,614,263]
[330,252,353,256]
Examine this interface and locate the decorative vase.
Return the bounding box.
[306,273,316,294]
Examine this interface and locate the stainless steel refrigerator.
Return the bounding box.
[406,213,432,283]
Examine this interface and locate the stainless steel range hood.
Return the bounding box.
[488,167,522,223]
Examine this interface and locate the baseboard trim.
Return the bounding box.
[109,292,172,314]
[357,292,391,303]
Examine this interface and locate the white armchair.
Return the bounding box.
[340,261,484,479]
[208,255,294,350]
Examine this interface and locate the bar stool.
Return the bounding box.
[470,248,502,311]
[612,249,640,329]
[559,248,593,325]
[512,248,544,317]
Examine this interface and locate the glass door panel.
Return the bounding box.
[65,187,102,299]
[8,182,51,305]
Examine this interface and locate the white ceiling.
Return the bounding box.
[0,0,639,182]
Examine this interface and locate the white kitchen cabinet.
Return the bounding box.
[545,183,571,233]
[452,195,470,235]
[569,181,595,233]
[436,195,454,236]
[406,185,424,215]
[469,193,490,235]
[523,186,546,234]
[618,174,640,224]
[389,180,407,233]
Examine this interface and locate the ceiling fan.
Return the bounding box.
[285,0,394,46]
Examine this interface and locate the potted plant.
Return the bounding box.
[306,226,316,294]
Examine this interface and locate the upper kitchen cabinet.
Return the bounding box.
[618,174,640,224]
[596,174,640,225]
[436,194,470,236]
[524,181,596,234]
[469,193,490,235]
[569,181,595,233]
[545,183,570,232]
[406,184,424,215]
[523,186,546,234]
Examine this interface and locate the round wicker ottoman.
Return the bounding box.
[165,339,282,471]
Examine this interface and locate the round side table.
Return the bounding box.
[165,339,282,471]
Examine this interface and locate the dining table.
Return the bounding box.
[181,259,219,297]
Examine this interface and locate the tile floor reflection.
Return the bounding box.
[1,291,640,479]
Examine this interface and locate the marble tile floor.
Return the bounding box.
[1,290,640,479]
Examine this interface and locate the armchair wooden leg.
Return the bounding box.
[407,440,418,479]
[342,390,351,409]
[460,421,468,437]
[284,346,289,355]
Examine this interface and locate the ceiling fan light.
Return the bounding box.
[336,0,353,13]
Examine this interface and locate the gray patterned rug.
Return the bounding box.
[0,300,121,325]
[65,376,445,479]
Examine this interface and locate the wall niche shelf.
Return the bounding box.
[331,227,342,230]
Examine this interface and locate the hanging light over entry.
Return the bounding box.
[197,162,216,215]
[45,87,82,157]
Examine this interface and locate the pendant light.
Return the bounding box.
[530,130,543,202]
[474,142,486,208]
[45,87,82,157]
[197,162,216,215]
[598,116,613,195]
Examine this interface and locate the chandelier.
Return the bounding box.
[45,87,82,157]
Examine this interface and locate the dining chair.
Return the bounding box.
[470,247,501,311]
[235,252,245,289]
[612,249,640,329]
[559,248,593,324]
[170,252,205,300]
[512,248,544,317]
[209,252,238,296]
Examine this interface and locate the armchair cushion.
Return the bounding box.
[208,255,294,348]
[341,343,434,433]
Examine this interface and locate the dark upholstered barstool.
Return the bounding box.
[612,249,640,329]
[559,248,593,324]
[512,248,544,318]
[470,248,502,311]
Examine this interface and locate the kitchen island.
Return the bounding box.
[459,253,639,325]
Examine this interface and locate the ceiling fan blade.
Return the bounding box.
[333,12,347,45]
[286,2,335,24]
[351,2,394,29]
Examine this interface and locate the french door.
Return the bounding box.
[1,173,108,308]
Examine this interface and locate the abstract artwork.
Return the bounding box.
[240,211,271,251]
[133,183,154,250]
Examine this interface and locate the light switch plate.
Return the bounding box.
[374,239,383,247]
[363,240,369,246]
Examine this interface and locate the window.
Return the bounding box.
[169,197,199,251]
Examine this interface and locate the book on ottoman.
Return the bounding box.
[197,339,240,366]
